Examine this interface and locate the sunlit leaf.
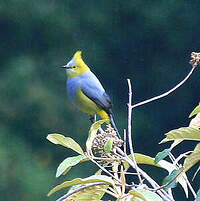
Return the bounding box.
[189,113,200,129]
[123,153,169,171]
[48,175,114,196]
[184,143,200,172]
[123,153,159,171]
[46,134,84,155]
[65,184,109,201]
[160,127,200,143]
[129,189,147,201]
[154,148,171,164]
[189,104,200,118]
[86,120,106,153]
[56,155,88,178]
[130,189,163,201]
[162,169,179,190]
[104,138,114,153]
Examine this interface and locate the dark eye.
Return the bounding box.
[72,66,76,69]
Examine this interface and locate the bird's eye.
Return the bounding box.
[72,66,76,69]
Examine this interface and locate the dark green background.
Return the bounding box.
[0,1,199,200]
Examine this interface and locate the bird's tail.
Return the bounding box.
[109,114,121,139]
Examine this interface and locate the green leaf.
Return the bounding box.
[130,189,163,201]
[65,184,108,201]
[154,148,171,164]
[162,169,180,190]
[129,189,147,201]
[189,113,200,129]
[194,188,200,201]
[56,155,88,178]
[123,153,168,171]
[104,138,114,153]
[189,104,200,118]
[47,175,115,196]
[46,134,84,155]
[184,143,200,172]
[86,120,106,152]
[160,127,200,143]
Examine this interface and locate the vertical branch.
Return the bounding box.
[127,79,142,184]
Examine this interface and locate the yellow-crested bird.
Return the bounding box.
[61,51,121,139]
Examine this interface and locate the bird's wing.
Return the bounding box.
[80,77,112,113]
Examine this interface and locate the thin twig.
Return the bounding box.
[110,170,138,175]
[132,67,196,109]
[103,188,118,198]
[184,175,197,198]
[171,151,192,167]
[154,168,184,191]
[168,152,197,198]
[127,79,143,184]
[116,147,174,201]
[92,156,122,161]
[123,129,127,154]
[86,153,121,183]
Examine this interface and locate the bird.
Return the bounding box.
[61,51,121,139]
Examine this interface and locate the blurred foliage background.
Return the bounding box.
[0,0,199,200]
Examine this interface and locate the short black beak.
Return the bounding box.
[60,65,67,69]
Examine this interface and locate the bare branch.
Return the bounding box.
[127,79,143,184]
[86,153,121,183]
[132,66,196,109]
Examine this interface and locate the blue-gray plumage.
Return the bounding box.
[62,51,121,139]
[67,71,112,113]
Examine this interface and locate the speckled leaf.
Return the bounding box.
[189,113,200,129]
[160,127,200,143]
[184,143,200,172]
[65,184,108,201]
[48,175,114,196]
[47,134,84,155]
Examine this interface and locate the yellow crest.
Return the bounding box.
[66,51,90,78]
[73,51,86,67]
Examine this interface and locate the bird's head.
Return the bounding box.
[61,51,90,78]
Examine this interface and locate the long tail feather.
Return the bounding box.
[109,114,121,139]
